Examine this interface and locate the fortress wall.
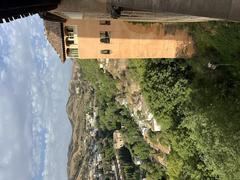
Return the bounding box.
[55,0,107,13]
[111,0,240,21]
[53,0,239,22]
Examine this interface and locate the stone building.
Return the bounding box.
[61,19,194,61]
[2,0,240,23]
[47,0,240,22]
[44,18,194,62]
[2,0,240,63]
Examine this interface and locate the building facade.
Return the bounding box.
[62,19,194,60]
[3,0,240,63]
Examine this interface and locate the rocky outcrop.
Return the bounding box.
[66,61,97,180]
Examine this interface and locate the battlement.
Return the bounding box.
[0,0,60,23]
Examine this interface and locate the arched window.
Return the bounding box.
[100,31,110,43]
[66,37,74,46]
[65,26,74,37]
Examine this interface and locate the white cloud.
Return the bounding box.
[0,148,12,165]
[0,15,72,180]
[0,70,6,81]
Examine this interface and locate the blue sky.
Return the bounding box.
[0,16,72,180]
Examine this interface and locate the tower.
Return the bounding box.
[1,0,240,23]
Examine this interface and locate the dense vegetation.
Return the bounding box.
[78,21,240,180]
[119,147,140,179]
[78,60,165,179]
[129,21,240,179]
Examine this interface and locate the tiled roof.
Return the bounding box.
[44,20,66,63]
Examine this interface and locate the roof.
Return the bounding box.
[44,20,66,63]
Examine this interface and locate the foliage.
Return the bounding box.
[78,59,165,179]
[129,21,240,179]
[78,60,117,103]
[119,147,140,180]
[78,22,240,179]
[118,107,166,179]
[101,138,115,168]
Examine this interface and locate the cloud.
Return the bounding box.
[0,15,72,180]
[0,69,6,81]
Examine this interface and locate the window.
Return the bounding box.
[101,49,111,54]
[67,32,74,37]
[65,26,74,36]
[100,31,110,43]
[67,48,79,57]
[66,37,74,46]
[65,26,76,45]
[99,20,111,25]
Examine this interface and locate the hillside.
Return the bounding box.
[66,21,240,180]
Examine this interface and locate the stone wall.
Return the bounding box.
[56,0,107,13]
[111,0,240,21]
[52,0,229,22]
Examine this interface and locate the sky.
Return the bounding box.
[0,15,72,180]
